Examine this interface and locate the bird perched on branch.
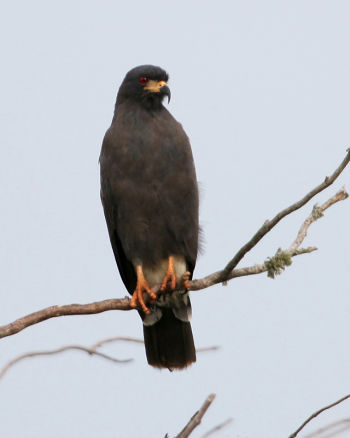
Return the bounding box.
[100,65,199,370]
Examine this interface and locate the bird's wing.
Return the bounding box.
[100,134,137,294]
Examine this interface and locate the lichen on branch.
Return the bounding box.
[264,249,292,279]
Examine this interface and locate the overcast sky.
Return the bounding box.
[1,1,350,437]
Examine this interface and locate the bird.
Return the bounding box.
[99,65,199,370]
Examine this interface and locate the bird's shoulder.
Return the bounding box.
[103,103,190,154]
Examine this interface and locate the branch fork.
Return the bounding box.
[0,152,349,339]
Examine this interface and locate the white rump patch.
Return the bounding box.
[143,255,186,287]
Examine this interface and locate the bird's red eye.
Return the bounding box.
[139,76,149,84]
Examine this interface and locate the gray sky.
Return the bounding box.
[1,1,350,437]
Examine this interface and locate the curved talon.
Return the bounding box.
[161,256,177,291]
[130,265,156,315]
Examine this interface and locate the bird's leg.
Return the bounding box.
[130,265,157,315]
[160,256,178,291]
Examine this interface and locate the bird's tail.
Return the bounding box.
[143,309,196,370]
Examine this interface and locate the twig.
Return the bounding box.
[0,154,348,340]
[219,150,350,281]
[196,346,220,353]
[200,418,233,437]
[288,394,350,438]
[91,336,144,349]
[91,336,219,353]
[175,393,216,438]
[302,418,350,438]
[289,186,348,252]
[0,344,132,381]
[0,337,219,382]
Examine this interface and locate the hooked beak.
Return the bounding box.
[160,84,171,103]
[144,80,171,103]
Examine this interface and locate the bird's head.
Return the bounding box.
[116,65,171,108]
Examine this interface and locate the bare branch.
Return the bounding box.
[90,336,220,353]
[0,248,314,340]
[302,418,350,438]
[175,393,216,438]
[196,346,221,353]
[200,418,233,437]
[192,185,348,288]
[91,336,220,353]
[0,298,131,339]
[289,186,348,252]
[219,150,350,281]
[91,336,144,349]
[0,344,132,381]
[190,246,317,289]
[0,154,348,340]
[0,337,219,382]
[288,394,350,438]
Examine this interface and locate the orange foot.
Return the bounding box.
[161,256,178,291]
[130,265,157,315]
[182,271,191,290]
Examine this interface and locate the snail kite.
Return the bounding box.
[100,65,199,369]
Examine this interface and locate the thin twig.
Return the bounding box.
[200,418,233,437]
[196,346,220,353]
[176,393,216,438]
[219,150,350,281]
[0,153,348,340]
[302,418,350,438]
[91,336,219,353]
[0,345,132,381]
[91,336,144,349]
[0,337,219,382]
[288,394,350,438]
[289,187,348,252]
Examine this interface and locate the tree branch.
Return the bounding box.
[175,393,216,438]
[289,186,348,253]
[200,418,233,437]
[189,185,348,289]
[0,343,133,381]
[0,298,132,339]
[190,246,317,289]
[219,150,350,281]
[90,336,220,353]
[0,248,315,340]
[90,336,145,349]
[288,394,350,438]
[302,418,350,438]
[0,153,348,340]
[0,337,219,382]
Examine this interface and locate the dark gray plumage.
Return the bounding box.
[100,65,199,369]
